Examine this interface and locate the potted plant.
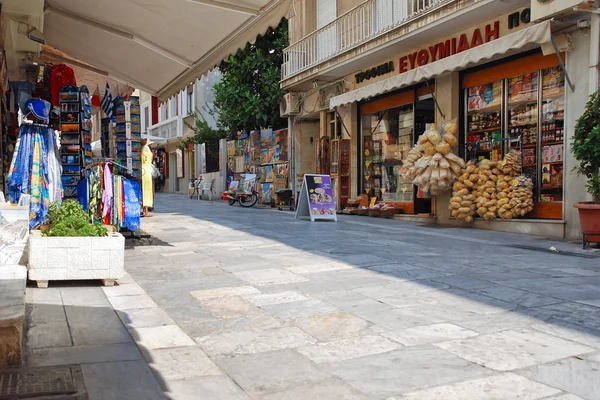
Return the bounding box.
[27,201,125,287]
[572,91,600,247]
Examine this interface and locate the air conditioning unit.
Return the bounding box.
[280,92,300,116]
[531,0,596,22]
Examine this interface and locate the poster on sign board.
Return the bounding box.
[295,174,337,222]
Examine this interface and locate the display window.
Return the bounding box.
[462,52,565,219]
[361,104,414,202]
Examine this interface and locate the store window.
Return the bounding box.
[463,54,565,217]
[361,104,414,202]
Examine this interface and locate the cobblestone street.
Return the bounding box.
[27,194,600,399]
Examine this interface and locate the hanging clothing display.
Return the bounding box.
[78,162,140,231]
[7,99,63,229]
[49,64,77,107]
[141,144,154,207]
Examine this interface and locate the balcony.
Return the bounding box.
[282,0,455,80]
[147,116,183,140]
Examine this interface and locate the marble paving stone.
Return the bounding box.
[435,329,594,371]
[532,302,600,331]
[65,306,131,346]
[577,299,600,308]
[216,350,330,397]
[26,288,63,305]
[131,325,196,350]
[382,323,479,346]
[325,347,489,398]
[28,343,142,367]
[233,268,309,286]
[519,357,600,400]
[166,376,250,400]
[261,299,338,319]
[60,287,111,307]
[101,282,146,297]
[183,313,285,339]
[285,263,352,274]
[474,286,563,308]
[260,379,367,400]
[389,373,561,400]
[540,395,586,400]
[116,307,176,329]
[198,326,317,356]
[430,275,498,291]
[107,293,157,310]
[201,296,262,319]
[190,285,260,300]
[353,280,450,300]
[455,310,551,334]
[531,321,600,349]
[26,320,72,349]
[359,307,444,330]
[297,334,401,364]
[241,291,308,306]
[293,312,378,342]
[82,360,165,400]
[143,346,222,381]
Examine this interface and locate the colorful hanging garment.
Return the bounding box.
[7,99,61,229]
[123,179,141,231]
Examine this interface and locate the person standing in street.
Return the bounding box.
[141,138,155,217]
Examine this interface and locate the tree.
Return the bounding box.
[182,110,227,172]
[214,18,288,134]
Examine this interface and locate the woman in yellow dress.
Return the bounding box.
[141,139,154,216]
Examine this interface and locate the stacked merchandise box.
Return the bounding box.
[59,84,82,199]
[80,86,93,166]
[101,117,113,158]
[114,96,142,180]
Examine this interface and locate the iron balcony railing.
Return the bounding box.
[282,0,454,80]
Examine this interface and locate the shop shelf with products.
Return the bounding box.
[331,139,351,210]
[59,84,83,199]
[538,66,566,205]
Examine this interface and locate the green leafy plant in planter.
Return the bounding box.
[572,91,600,203]
[43,200,108,237]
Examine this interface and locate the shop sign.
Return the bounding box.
[295,174,337,222]
[398,8,532,74]
[355,61,394,84]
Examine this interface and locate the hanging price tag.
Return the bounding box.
[124,101,131,121]
[125,123,132,139]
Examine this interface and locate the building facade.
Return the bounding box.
[141,69,223,195]
[282,0,600,239]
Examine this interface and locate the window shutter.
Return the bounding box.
[316,0,336,29]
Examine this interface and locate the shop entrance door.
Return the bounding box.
[413,97,435,214]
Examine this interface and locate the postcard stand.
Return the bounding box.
[59,84,83,199]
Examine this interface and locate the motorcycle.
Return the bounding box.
[228,174,259,208]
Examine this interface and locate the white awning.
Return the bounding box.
[43,0,290,100]
[330,21,553,109]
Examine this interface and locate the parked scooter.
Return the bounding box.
[228,174,258,208]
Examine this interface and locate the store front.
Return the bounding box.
[358,85,435,214]
[461,51,566,220]
[326,6,593,238]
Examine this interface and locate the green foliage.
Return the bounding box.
[181,110,227,158]
[572,91,600,203]
[214,18,288,134]
[44,200,108,237]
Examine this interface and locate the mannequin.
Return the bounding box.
[141,138,154,217]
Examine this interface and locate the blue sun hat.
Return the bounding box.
[24,98,49,124]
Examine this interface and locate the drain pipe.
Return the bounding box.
[589,3,600,94]
[289,116,296,200]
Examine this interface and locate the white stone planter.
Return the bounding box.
[27,230,125,288]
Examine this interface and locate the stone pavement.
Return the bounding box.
[26,193,600,399]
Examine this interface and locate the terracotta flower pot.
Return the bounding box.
[574,202,600,247]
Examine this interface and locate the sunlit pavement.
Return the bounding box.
[28,193,600,399]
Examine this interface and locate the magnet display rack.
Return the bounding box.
[59,84,84,199]
[114,96,142,180]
